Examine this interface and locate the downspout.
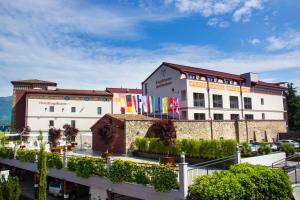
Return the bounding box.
[206,78,213,139]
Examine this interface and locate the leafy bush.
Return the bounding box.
[281,143,295,156]
[16,149,36,163]
[257,142,272,155]
[188,163,292,200]
[0,176,21,200]
[67,156,106,178]
[241,142,272,158]
[108,159,178,192]
[135,138,236,159]
[45,152,63,169]
[0,147,14,159]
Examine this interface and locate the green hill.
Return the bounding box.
[0,96,12,125]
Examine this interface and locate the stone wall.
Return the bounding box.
[124,120,287,153]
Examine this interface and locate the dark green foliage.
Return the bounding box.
[0,147,14,159]
[281,143,295,156]
[188,163,292,200]
[241,143,271,158]
[135,137,236,159]
[257,142,272,155]
[37,144,47,200]
[16,149,36,163]
[67,156,106,178]
[108,159,178,192]
[286,83,300,131]
[0,176,21,200]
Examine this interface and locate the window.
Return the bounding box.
[230,96,239,109]
[193,93,205,107]
[213,95,223,108]
[49,106,54,112]
[83,96,89,101]
[208,77,217,82]
[97,107,102,115]
[194,113,205,120]
[261,98,264,105]
[64,96,70,100]
[144,83,148,95]
[181,111,187,120]
[262,113,265,120]
[49,120,54,127]
[181,90,186,101]
[188,74,197,80]
[71,120,76,128]
[224,79,233,85]
[245,114,254,120]
[214,114,224,120]
[230,114,240,120]
[71,107,76,112]
[244,97,252,109]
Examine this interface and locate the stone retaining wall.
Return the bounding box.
[125,120,287,152]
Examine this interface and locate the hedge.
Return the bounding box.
[0,147,14,159]
[135,137,236,159]
[108,159,178,192]
[0,176,21,200]
[67,156,106,178]
[188,163,292,200]
[16,149,63,169]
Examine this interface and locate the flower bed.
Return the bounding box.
[135,137,236,159]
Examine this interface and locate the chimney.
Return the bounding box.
[240,72,258,86]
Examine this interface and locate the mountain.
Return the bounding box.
[0,96,12,125]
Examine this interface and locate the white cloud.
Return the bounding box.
[266,30,300,51]
[233,0,263,22]
[165,0,264,23]
[207,18,229,28]
[248,38,261,45]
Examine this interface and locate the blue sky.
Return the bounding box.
[0,0,300,96]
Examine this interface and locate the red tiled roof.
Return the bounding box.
[254,81,287,90]
[106,87,142,94]
[163,62,244,81]
[25,88,112,96]
[11,79,57,86]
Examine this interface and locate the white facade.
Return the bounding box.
[142,63,287,121]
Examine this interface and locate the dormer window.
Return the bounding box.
[188,74,197,80]
[207,77,217,82]
[224,79,233,85]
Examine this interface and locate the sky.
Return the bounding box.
[0,0,300,96]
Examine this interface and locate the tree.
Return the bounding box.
[97,123,116,153]
[63,124,78,144]
[48,128,61,147]
[37,143,47,200]
[286,83,300,131]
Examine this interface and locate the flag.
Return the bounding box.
[132,95,137,112]
[126,95,132,113]
[169,97,174,113]
[157,96,161,113]
[142,96,148,113]
[162,97,168,114]
[174,97,179,114]
[151,96,155,113]
[120,94,126,113]
[137,95,142,113]
[147,96,151,113]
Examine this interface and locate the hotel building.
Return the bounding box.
[142,62,287,121]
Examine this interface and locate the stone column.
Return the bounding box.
[179,153,188,200]
[106,156,113,174]
[235,144,241,164]
[63,180,69,200]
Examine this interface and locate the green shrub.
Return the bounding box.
[257,142,272,155]
[0,176,21,200]
[135,138,237,159]
[281,143,295,156]
[0,147,14,159]
[46,152,63,169]
[68,156,106,178]
[16,149,36,163]
[108,159,178,192]
[188,163,292,200]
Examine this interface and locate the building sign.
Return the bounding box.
[189,80,251,93]
[156,77,172,88]
[39,101,68,105]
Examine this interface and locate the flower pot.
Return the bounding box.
[159,156,176,167]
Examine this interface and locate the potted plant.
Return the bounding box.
[49,128,61,153]
[63,124,79,151]
[150,120,177,167]
[97,122,116,158]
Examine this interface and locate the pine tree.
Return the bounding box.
[37,138,47,200]
[286,83,300,131]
